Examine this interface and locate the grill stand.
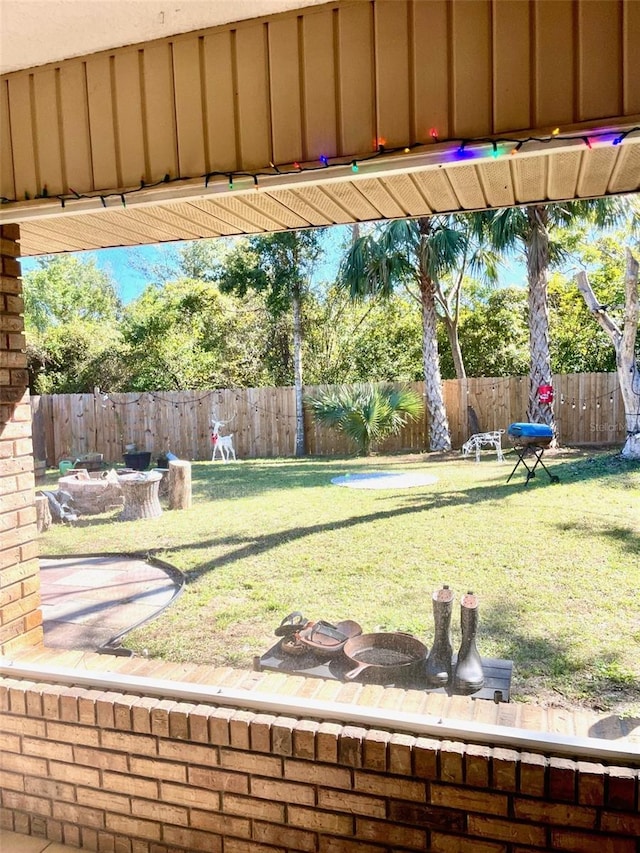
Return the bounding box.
[506,444,559,486]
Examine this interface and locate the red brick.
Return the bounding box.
[316,722,342,763]
[163,826,222,852]
[74,746,128,773]
[354,769,426,802]
[513,798,596,828]
[129,755,186,783]
[0,769,24,791]
[465,744,491,787]
[130,697,157,732]
[1,751,47,776]
[229,709,254,749]
[104,814,161,841]
[161,780,220,810]
[23,735,72,762]
[550,829,635,853]
[102,771,158,799]
[188,765,249,795]
[250,777,315,805]
[606,767,637,810]
[248,712,276,752]
[190,809,250,837]
[285,759,351,789]
[440,740,465,783]
[271,715,297,756]
[430,784,508,816]
[519,752,547,797]
[492,747,519,792]
[47,721,99,747]
[189,704,216,742]
[430,833,506,853]
[253,820,316,852]
[223,793,284,823]
[50,760,100,788]
[52,802,104,828]
[131,798,188,826]
[389,733,414,775]
[414,736,440,779]
[318,787,385,818]
[101,730,157,756]
[600,810,640,835]
[355,817,427,850]
[577,762,605,806]
[288,804,354,835]
[158,738,217,766]
[293,720,317,760]
[169,702,196,740]
[548,757,576,802]
[467,814,546,847]
[208,707,234,745]
[339,725,367,767]
[149,699,175,736]
[220,748,280,777]
[77,787,130,814]
[362,730,390,771]
[319,838,384,853]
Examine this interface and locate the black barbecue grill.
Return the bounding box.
[506,423,559,485]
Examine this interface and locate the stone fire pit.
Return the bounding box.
[57,469,124,515]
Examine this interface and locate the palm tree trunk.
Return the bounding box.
[292,283,306,457]
[419,273,451,451]
[525,206,555,432]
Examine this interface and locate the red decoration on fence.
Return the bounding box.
[538,384,554,404]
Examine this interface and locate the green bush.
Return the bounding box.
[306,383,423,455]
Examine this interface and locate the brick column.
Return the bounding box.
[0,223,43,655]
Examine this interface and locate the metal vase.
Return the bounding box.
[425,584,454,686]
[453,591,484,693]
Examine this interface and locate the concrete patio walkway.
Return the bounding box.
[40,555,182,651]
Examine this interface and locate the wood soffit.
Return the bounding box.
[8,135,640,257]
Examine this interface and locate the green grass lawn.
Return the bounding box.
[41,448,640,714]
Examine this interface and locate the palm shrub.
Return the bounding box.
[306,383,424,455]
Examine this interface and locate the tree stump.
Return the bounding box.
[35,493,52,533]
[119,471,163,521]
[169,460,192,510]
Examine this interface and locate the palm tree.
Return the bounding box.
[307,383,423,456]
[484,199,627,430]
[218,230,324,456]
[338,215,496,451]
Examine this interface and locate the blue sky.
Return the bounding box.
[20,227,528,303]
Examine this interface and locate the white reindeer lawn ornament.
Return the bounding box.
[210,420,236,462]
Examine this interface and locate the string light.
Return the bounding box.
[3,124,637,209]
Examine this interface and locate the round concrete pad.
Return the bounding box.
[40,555,182,651]
[331,471,438,489]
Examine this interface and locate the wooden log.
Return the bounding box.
[169,460,192,510]
[35,493,52,533]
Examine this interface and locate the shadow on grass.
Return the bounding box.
[554,519,640,556]
[479,599,640,716]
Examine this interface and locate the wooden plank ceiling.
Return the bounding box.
[14,140,640,256]
[2,0,639,255]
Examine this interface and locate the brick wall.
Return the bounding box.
[0,223,43,656]
[0,677,638,852]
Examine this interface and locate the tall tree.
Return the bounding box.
[338,215,493,450]
[22,255,122,393]
[576,249,640,459]
[217,231,324,456]
[485,199,627,430]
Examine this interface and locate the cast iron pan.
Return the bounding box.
[342,632,428,681]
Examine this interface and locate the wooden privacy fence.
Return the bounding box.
[30,373,625,465]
